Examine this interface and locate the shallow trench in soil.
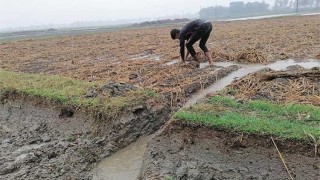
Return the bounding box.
[92,59,320,180]
[0,62,236,179]
[0,59,319,180]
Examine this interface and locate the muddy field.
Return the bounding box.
[1,15,319,94]
[139,122,320,180]
[1,15,320,180]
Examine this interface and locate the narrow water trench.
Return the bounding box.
[91,59,319,180]
[92,136,151,180]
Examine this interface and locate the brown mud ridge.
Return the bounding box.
[139,121,320,180]
[0,65,239,179]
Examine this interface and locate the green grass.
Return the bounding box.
[174,96,320,140]
[164,176,176,180]
[65,134,76,142]
[0,70,155,118]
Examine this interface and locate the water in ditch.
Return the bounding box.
[91,59,319,180]
[92,136,151,180]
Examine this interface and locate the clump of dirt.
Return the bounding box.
[101,82,139,97]
[139,121,320,180]
[85,81,139,98]
[226,67,320,105]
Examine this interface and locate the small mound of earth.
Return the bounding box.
[286,65,305,71]
[256,67,273,73]
[85,82,139,98]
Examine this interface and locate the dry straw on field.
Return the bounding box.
[228,68,320,105]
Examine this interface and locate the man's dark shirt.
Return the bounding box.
[179,19,205,60]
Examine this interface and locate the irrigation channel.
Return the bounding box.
[91,59,320,180]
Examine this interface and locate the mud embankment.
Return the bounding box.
[0,65,241,179]
[139,121,320,180]
[139,60,320,180]
[0,98,170,179]
[89,65,241,179]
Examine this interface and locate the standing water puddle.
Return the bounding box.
[92,59,319,179]
[92,136,151,180]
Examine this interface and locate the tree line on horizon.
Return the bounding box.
[199,0,320,19]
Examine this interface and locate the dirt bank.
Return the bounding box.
[0,97,170,179]
[0,62,240,179]
[139,121,320,180]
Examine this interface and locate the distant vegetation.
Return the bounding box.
[47,28,58,32]
[200,0,320,19]
[132,18,190,27]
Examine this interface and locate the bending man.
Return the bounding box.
[170,19,213,65]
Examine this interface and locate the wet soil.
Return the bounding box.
[1,15,319,84]
[0,63,240,179]
[1,14,319,180]
[139,121,320,180]
[0,98,170,179]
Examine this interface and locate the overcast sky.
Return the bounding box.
[0,0,275,30]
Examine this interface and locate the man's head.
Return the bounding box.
[170,29,180,40]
